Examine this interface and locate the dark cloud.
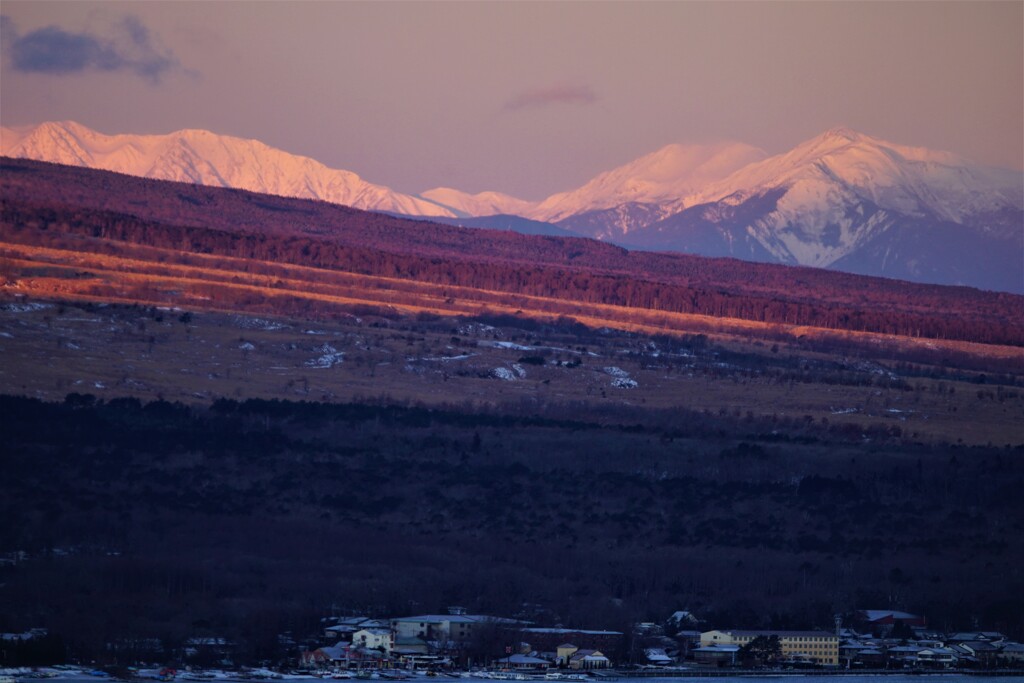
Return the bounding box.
[1,15,185,83]
[504,84,599,111]
[0,15,17,59]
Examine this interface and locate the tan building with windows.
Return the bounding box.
[556,644,579,665]
[700,630,839,665]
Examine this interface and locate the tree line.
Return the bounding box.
[4,198,1022,347]
[2,393,1023,667]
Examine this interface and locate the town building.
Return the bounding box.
[302,642,386,669]
[567,649,610,670]
[352,628,393,654]
[644,648,673,666]
[495,654,551,670]
[854,610,926,636]
[917,647,958,668]
[700,630,839,666]
[556,644,579,666]
[324,617,390,642]
[693,644,740,666]
[999,642,1024,664]
[518,628,623,655]
[391,609,519,644]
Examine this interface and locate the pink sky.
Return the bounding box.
[1,1,1021,200]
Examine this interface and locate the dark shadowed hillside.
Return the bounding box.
[2,393,1024,661]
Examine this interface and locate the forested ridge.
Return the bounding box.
[2,156,1022,346]
[2,393,1023,660]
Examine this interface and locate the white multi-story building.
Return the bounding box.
[352,628,394,653]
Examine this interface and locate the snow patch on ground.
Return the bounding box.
[598,366,638,387]
[0,332,13,338]
[486,341,536,351]
[483,340,591,356]
[853,360,898,379]
[233,316,288,331]
[305,343,344,368]
[0,302,53,313]
[457,323,496,335]
[491,367,516,381]
[419,353,477,362]
[604,366,638,388]
[512,363,526,378]
[239,342,256,351]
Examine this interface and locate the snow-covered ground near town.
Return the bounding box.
[0,302,53,313]
[417,354,477,362]
[484,341,536,351]
[604,366,638,388]
[481,341,594,356]
[305,344,344,368]
[232,316,289,331]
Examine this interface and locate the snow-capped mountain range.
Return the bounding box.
[619,128,1024,292]
[0,121,454,217]
[3,121,1021,292]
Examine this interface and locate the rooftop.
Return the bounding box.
[858,610,921,621]
[522,627,623,635]
[393,614,520,625]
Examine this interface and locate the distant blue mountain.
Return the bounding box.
[399,213,580,238]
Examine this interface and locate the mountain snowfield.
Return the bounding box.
[528,141,768,227]
[0,121,456,218]
[692,127,1023,218]
[622,128,1024,290]
[2,121,1021,292]
[419,187,537,218]
[686,127,1022,230]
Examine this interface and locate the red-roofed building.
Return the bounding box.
[854,610,926,636]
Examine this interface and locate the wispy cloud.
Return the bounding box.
[504,83,599,111]
[1,15,188,83]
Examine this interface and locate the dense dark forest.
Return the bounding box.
[3,157,1022,346]
[2,394,1023,664]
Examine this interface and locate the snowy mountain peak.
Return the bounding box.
[624,129,1023,290]
[691,128,1023,226]
[419,187,537,218]
[1,121,455,218]
[821,125,863,143]
[528,140,767,224]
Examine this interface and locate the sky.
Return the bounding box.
[1,1,1022,200]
